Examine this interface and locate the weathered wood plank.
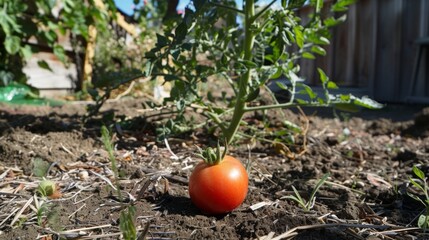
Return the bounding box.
[400,0,424,99]
[373,0,403,102]
[354,0,377,90]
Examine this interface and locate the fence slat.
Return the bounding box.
[297,0,428,102]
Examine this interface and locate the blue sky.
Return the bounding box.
[113,0,277,16]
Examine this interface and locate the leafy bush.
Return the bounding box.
[0,0,116,86]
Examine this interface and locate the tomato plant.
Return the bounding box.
[188,147,248,214]
[146,0,383,145]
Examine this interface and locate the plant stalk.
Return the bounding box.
[224,0,256,144]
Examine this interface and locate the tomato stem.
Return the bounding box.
[195,141,228,165]
[224,0,256,144]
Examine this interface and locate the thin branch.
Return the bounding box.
[251,0,277,23]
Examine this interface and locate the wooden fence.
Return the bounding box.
[297,0,429,103]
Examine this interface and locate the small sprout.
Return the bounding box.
[407,166,429,230]
[33,158,50,177]
[38,179,61,199]
[282,173,330,211]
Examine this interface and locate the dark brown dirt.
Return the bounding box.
[1,99,429,239]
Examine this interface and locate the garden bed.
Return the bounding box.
[0,99,428,239]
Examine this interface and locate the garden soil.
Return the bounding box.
[1,99,429,240]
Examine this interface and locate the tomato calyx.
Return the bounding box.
[195,141,228,165]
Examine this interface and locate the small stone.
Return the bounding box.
[78,170,89,180]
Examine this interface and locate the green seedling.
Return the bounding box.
[101,125,122,200]
[119,205,137,240]
[37,179,57,198]
[34,195,61,230]
[101,126,138,238]
[283,173,330,211]
[33,158,50,177]
[408,166,429,230]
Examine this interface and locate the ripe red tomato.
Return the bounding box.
[188,155,249,214]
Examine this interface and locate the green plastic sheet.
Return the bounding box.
[0,83,64,106]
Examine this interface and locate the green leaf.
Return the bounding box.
[412,166,425,181]
[283,120,302,133]
[33,158,50,177]
[324,15,347,27]
[276,81,289,90]
[353,96,384,109]
[327,81,338,89]
[174,22,188,43]
[333,103,360,112]
[294,26,304,49]
[53,44,67,63]
[308,173,330,205]
[311,45,326,56]
[332,0,356,12]
[156,34,169,48]
[246,87,260,102]
[239,59,258,69]
[317,68,328,84]
[418,214,429,229]
[302,52,316,59]
[270,67,283,79]
[318,37,330,45]
[260,66,279,81]
[20,45,33,59]
[286,0,307,9]
[5,36,21,54]
[409,177,426,194]
[37,60,53,72]
[288,71,302,84]
[300,84,317,99]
